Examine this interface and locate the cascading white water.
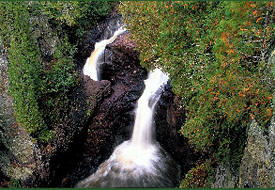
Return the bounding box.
[83,27,126,81]
[111,69,169,173]
[76,69,180,188]
[131,69,169,147]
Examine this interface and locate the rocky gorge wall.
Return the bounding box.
[0,14,193,187]
[212,116,275,188]
[57,16,196,187]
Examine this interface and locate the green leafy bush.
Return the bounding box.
[38,1,113,44]
[119,1,274,167]
[180,159,214,188]
[39,1,111,27]
[8,178,21,188]
[1,2,46,135]
[42,36,77,95]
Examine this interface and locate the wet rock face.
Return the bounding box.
[239,118,275,188]
[77,15,123,70]
[46,77,109,187]
[154,83,199,177]
[102,32,142,83]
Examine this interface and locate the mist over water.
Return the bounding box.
[83,27,126,81]
[76,69,180,187]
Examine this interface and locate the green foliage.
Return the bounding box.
[39,1,111,27]
[8,178,21,188]
[1,2,46,135]
[120,1,274,167]
[38,1,113,43]
[44,59,76,94]
[42,36,77,95]
[180,159,214,188]
[39,2,86,27]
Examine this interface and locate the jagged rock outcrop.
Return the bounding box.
[239,117,275,188]
[29,13,58,63]
[154,84,199,178]
[211,117,275,188]
[212,163,238,188]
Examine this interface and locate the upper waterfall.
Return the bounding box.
[83,27,126,81]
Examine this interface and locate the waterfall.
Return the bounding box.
[76,69,180,188]
[131,69,169,147]
[83,27,126,81]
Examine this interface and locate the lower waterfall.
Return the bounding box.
[76,69,180,187]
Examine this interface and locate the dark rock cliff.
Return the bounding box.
[154,84,199,177]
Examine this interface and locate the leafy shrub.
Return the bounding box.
[8,178,21,188]
[119,1,274,167]
[180,159,214,188]
[42,35,78,95]
[39,1,111,27]
[1,2,46,135]
[38,1,113,44]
